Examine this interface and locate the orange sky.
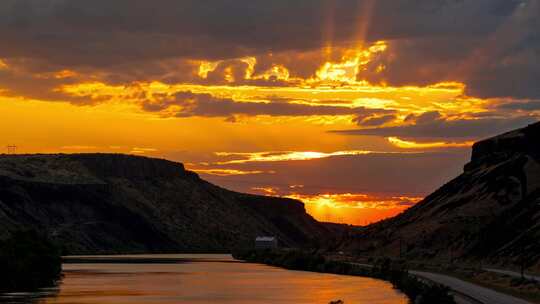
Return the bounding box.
[1,0,539,225]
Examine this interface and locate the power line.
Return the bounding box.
[6,145,17,154]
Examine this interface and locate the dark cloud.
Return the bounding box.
[332,112,537,140]
[0,67,99,104]
[361,1,539,99]
[497,100,540,111]
[0,0,537,100]
[461,0,540,99]
[0,0,519,63]
[181,151,470,196]
[141,91,393,119]
[0,0,354,67]
[354,114,397,126]
[409,111,442,125]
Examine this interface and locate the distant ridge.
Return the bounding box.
[344,122,540,271]
[0,153,330,254]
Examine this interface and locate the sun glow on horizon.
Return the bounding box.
[286,193,422,225]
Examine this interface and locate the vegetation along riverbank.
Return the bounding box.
[233,249,455,304]
[0,231,62,292]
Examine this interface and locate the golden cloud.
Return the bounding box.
[387,137,474,149]
[213,150,402,164]
[190,168,274,176]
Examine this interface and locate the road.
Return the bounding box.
[410,270,532,304]
[484,268,540,282]
[348,263,532,304]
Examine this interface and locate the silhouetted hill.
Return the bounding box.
[344,122,540,271]
[0,154,329,254]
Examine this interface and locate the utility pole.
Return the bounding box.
[520,255,525,279]
[6,145,17,154]
[519,241,526,280]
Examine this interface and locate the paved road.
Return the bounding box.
[484,268,540,282]
[410,270,532,304]
[348,262,533,303]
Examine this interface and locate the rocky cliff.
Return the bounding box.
[344,122,540,271]
[0,154,329,254]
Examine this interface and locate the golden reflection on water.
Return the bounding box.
[30,255,407,304]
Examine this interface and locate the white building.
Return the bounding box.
[255,236,278,249]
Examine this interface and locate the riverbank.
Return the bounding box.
[0,231,62,292]
[324,252,540,303]
[233,249,455,304]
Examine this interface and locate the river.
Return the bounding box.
[1,254,407,304]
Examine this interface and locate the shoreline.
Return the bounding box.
[54,252,538,304]
[62,257,241,264]
[232,249,456,304]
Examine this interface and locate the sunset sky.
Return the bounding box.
[1,0,539,225]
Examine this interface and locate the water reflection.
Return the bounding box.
[0,288,59,304]
[1,255,407,304]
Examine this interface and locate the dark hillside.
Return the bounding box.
[0,154,330,254]
[343,122,540,272]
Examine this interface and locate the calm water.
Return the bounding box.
[1,254,407,304]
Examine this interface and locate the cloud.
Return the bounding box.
[0,0,355,68]
[0,67,95,104]
[411,111,442,124]
[460,0,540,99]
[0,0,537,102]
[0,0,521,63]
[361,1,539,99]
[141,91,393,119]
[496,100,540,111]
[130,147,158,154]
[332,112,537,140]
[211,150,421,165]
[185,150,470,196]
[354,114,397,126]
[60,145,97,150]
[387,137,474,149]
[189,168,273,176]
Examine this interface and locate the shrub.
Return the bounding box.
[0,231,62,292]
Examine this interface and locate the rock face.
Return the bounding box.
[345,122,540,271]
[0,154,329,254]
